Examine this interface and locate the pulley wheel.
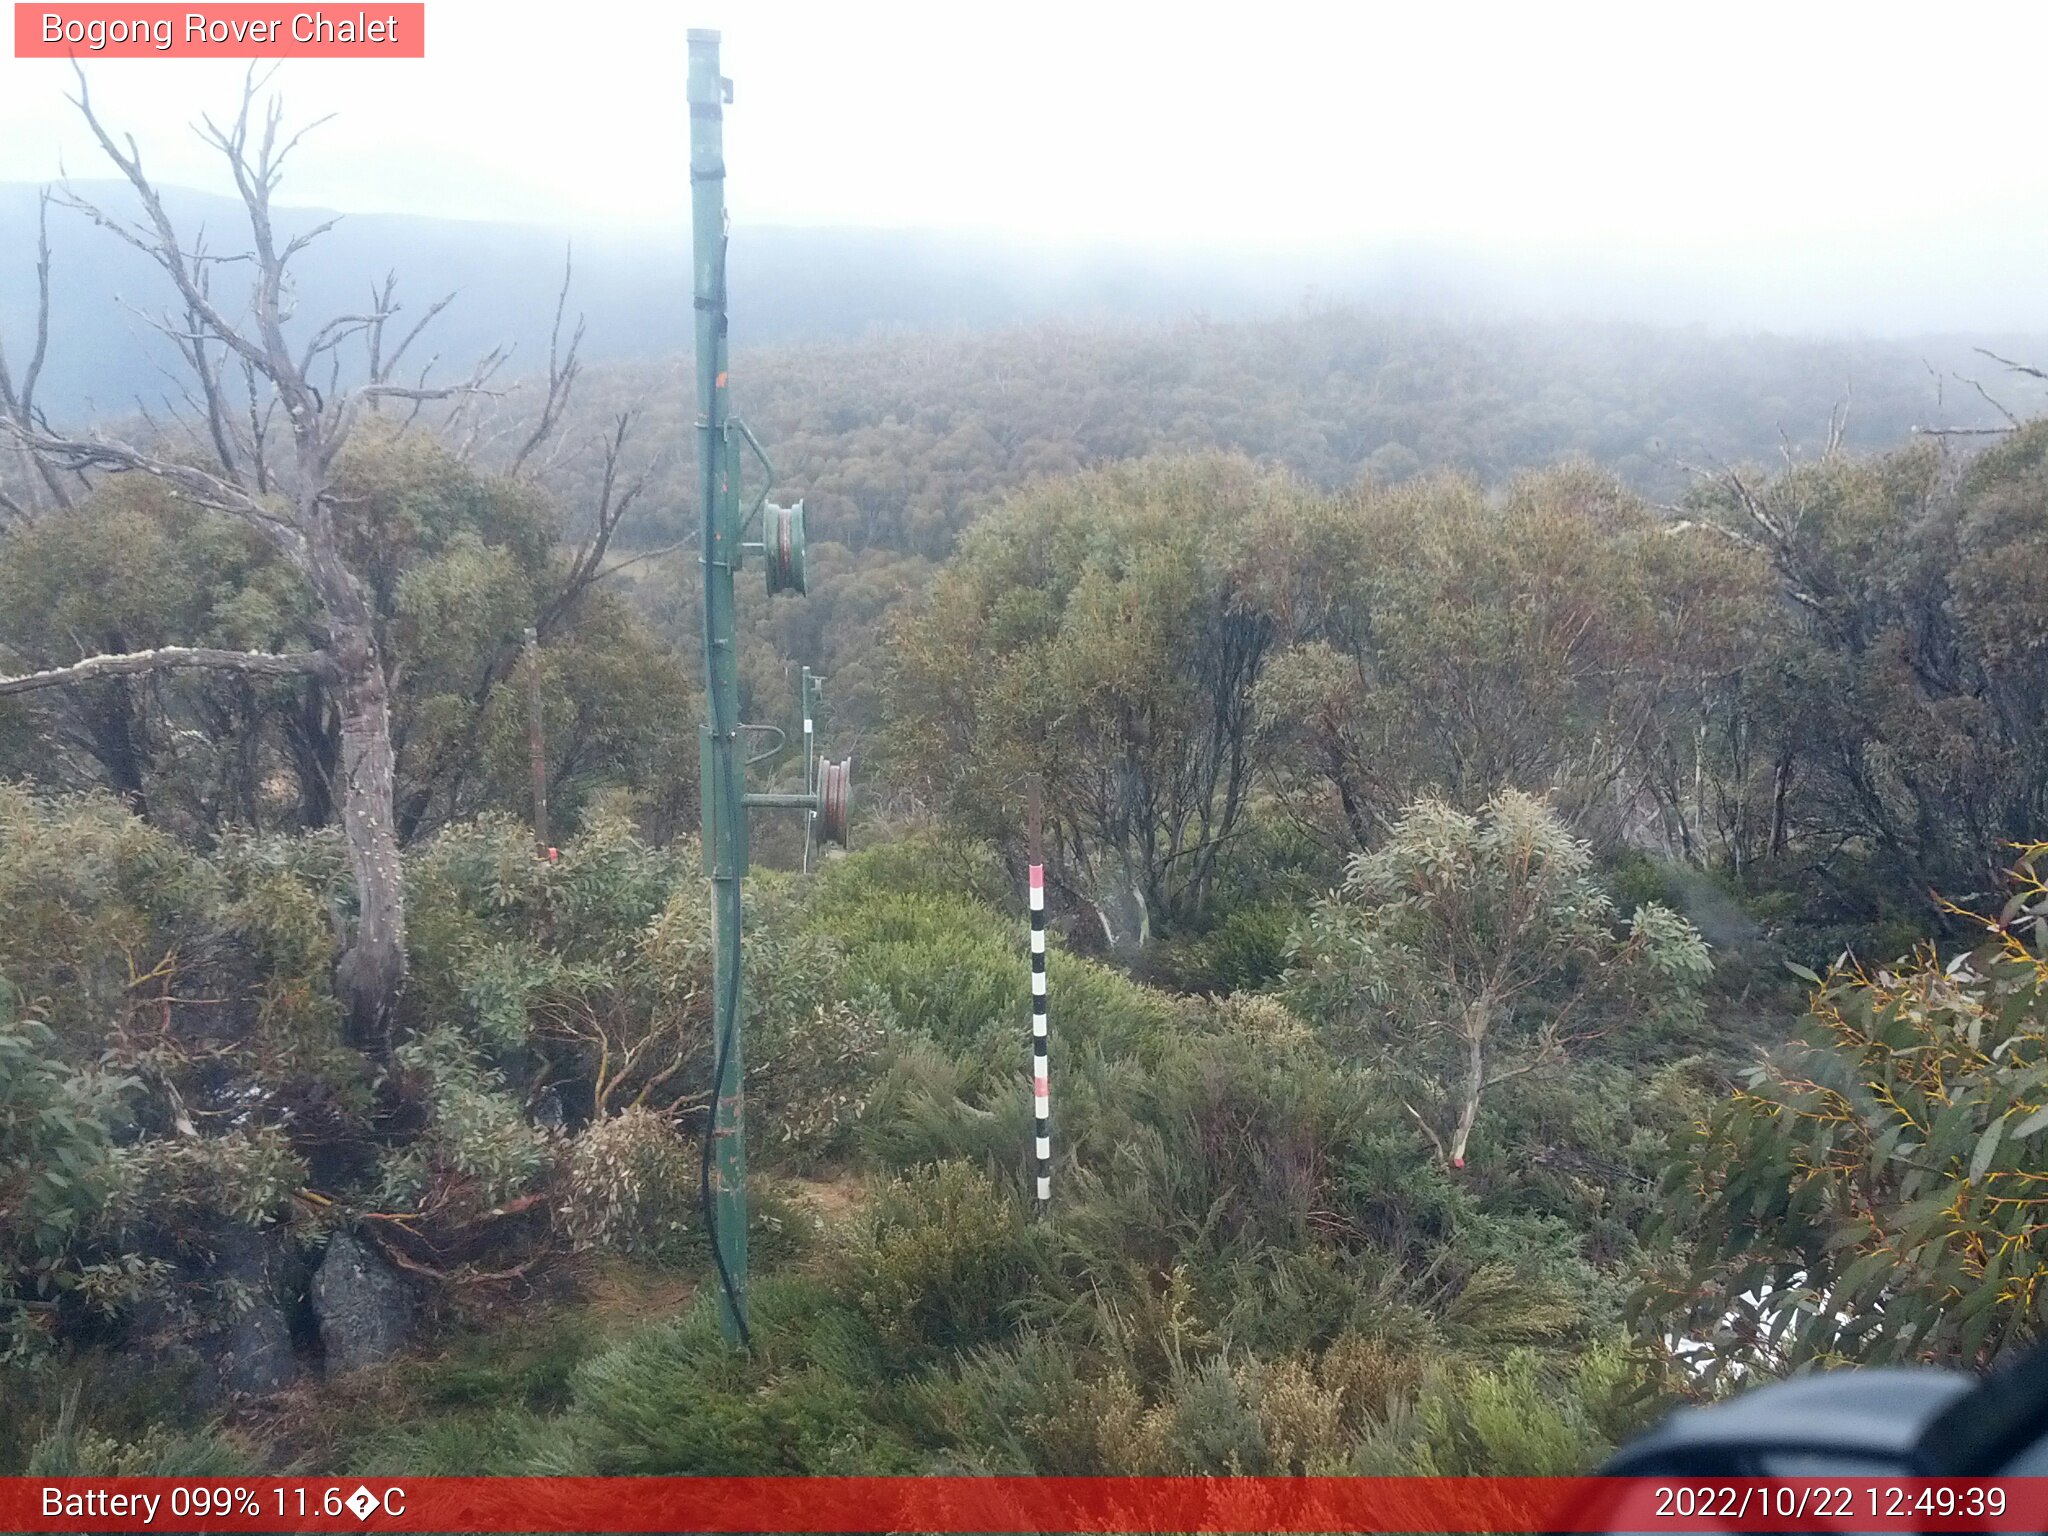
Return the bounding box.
[816,757,851,848]
[766,501,807,596]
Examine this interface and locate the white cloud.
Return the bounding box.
[1,0,2044,258]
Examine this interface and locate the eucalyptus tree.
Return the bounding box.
[0,72,578,1050]
[1645,843,2048,1378]
[1243,464,1776,862]
[1289,790,1711,1168]
[885,455,1288,952]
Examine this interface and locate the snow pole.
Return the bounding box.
[1028,777,1050,1209]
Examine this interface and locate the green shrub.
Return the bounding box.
[1128,1029,1366,1253]
[0,786,213,1049]
[414,1317,590,1412]
[347,1406,557,1477]
[379,1028,556,1211]
[1646,852,2048,1377]
[826,890,1025,1048]
[844,1162,1046,1367]
[1041,952,1179,1063]
[1349,1347,1622,1475]
[211,833,349,1077]
[559,1107,694,1259]
[1,982,124,1364]
[857,1037,1028,1170]
[912,1333,1149,1473]
[1286,791,1709,1170]
[26,1413,256,1477]
[405,812,694,1062]
[555,1275,917,1474]
[755,1001,890,1171]
[101,1126,305,1238]
[1603,847,1685,916]
[1151,1355,1270,1473]
[812,833,1012,914]
[1152,902,1299,994]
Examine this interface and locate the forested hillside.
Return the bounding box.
[6,104,2048,1485]
[516,309,2048,781]
[575,309,2048,556]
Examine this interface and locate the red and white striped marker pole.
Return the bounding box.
[1028,778,1050,1208]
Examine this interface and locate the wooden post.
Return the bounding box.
[524,626,549,855]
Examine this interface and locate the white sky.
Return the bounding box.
[1,0,2045,261]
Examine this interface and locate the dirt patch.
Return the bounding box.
[574,1255,697,1326]
[787,1170,866,1223]
[219,1351,417,1468]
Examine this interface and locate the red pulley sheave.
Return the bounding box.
[815,757,852,848]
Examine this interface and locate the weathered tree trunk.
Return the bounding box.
[1768,746,1796,859]
[1448,1007,1488,1169]
[1094,861,1150,958]
[283,677,338,830]
[80,677,152,819]
[307,519,407,1052]
[330,646,405,1051]
[0,72,539,1060]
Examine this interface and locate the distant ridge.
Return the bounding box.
[8,179,2048,426]
[0,181,1422,419]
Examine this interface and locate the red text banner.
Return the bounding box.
[0,1476,2041,1532]
[14,4,424,57]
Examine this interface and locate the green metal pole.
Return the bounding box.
[689,27,749,1346]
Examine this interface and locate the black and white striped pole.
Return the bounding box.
[1028,777,1050,1209]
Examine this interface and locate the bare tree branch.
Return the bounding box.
[355,370,505,405]
[510,249,584,473]
[1976,346,2048,384]
[588,535,694,584]
[19,190,55,419]
[59,65,279,387]
[1824,388,1851,459]
[1951,369,2020,428]
[535,410,655,636]
[241,353,274,492]
[365,271,457,392]
[0,645,330,697]
[2,419,303,542]
[0,189,75,510]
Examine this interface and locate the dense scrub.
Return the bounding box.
[545,312,2041,771]
[888,436,2048,958]
[6,769,2046,1475]
[0,790,1686,1470]
[0,796,874,1424]
[1645,844,2048,1381]
[0,430,697,849]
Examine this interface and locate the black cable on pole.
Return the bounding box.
[699,894,751,1352]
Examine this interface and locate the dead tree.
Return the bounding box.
[0,69,506,1054]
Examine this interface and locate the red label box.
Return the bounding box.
[14,4,425,57]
